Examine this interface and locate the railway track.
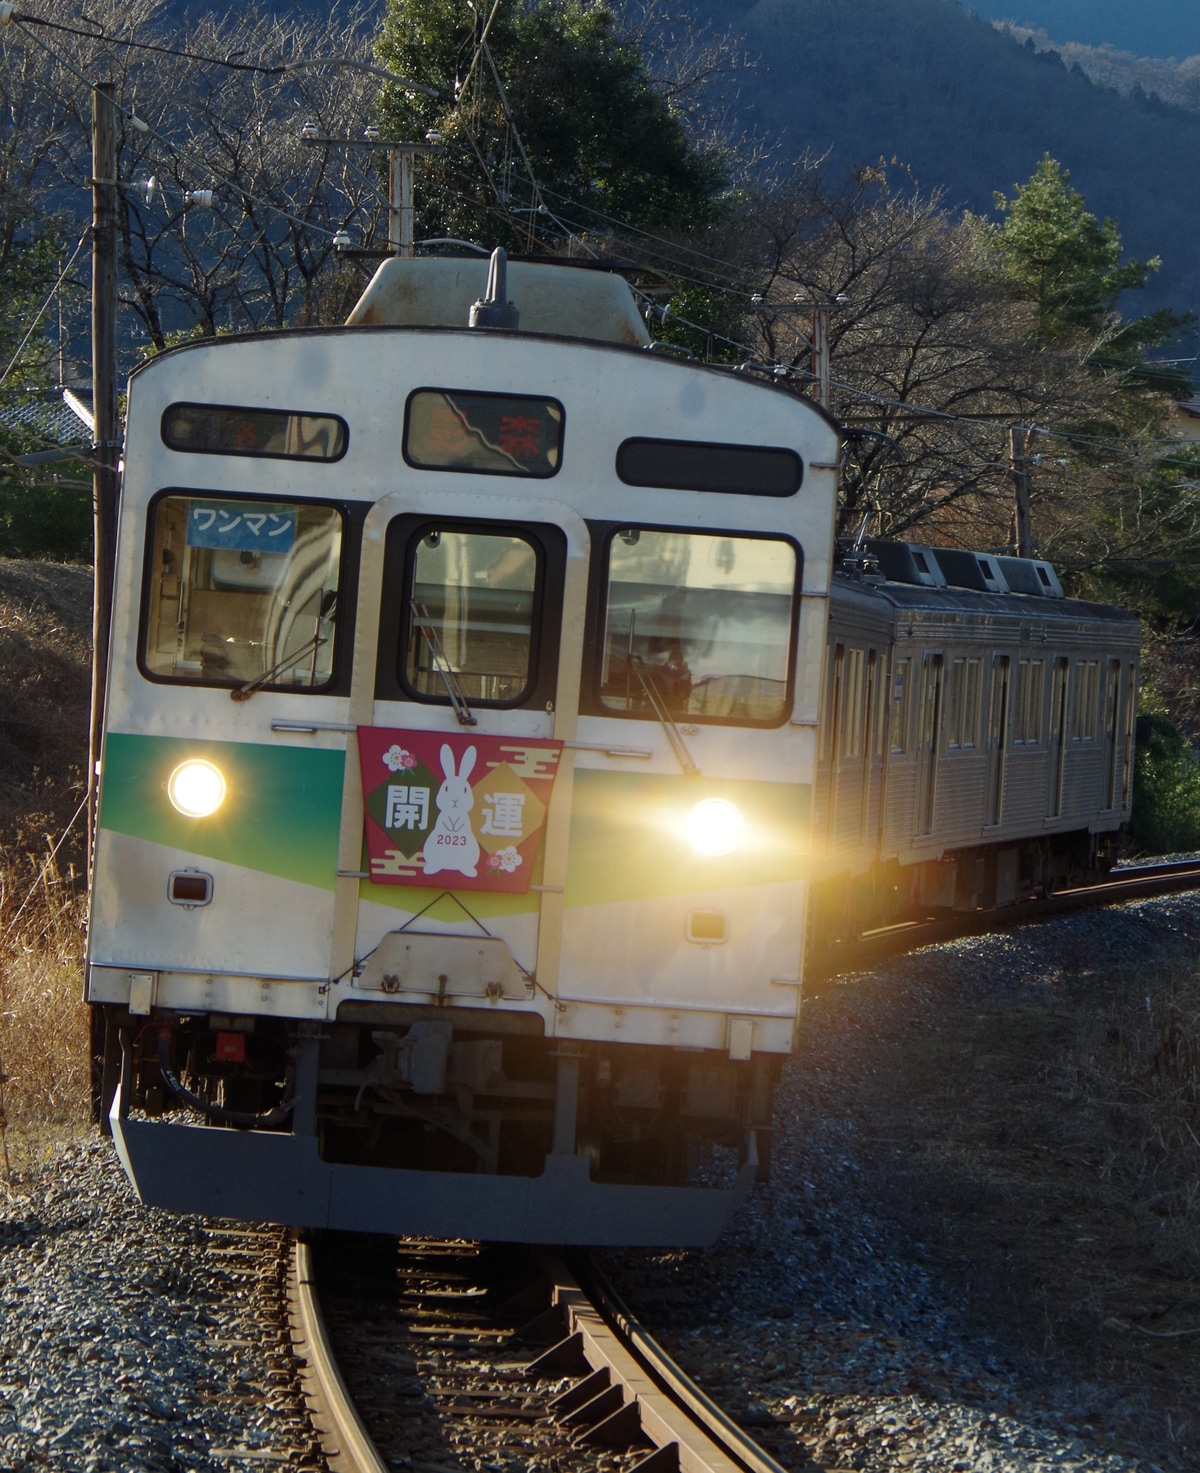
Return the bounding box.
[808,856,1200,982]
[279,863,1200,1471]
[286,1235,791,1473]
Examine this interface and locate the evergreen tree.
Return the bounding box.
[989,154,1159,340]
[374,0,726,252]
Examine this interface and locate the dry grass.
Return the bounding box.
[1067,959,1200,1279]
[0,558,93,1157]
[0,859,91,1161]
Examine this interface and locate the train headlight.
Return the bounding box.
[166,759,227,818]
[685,798,745,857]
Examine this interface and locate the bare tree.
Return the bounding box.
[735,165,1191,572]
[3,0,389,370]
[113,4,387,348]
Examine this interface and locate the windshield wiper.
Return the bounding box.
[231,633,327,702]
[631,655,700,776]
[410,600,477,726]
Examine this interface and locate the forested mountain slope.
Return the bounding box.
[999,29,1200,113]
[967,0,1200,59]
[698,0,1200,325]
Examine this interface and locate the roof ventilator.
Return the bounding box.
[469,247,520,331]
[929,547,1010,595]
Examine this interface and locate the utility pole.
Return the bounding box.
[388,145,422,256]
[809,304,830,411]
[89,80,119,872]
[771,292,834,410]
[301,126,434,257]
[1009,424,1034,558]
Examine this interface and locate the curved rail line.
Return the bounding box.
[574,1257,789,1473]
[283,860,1200,1469]
[287,1238,389,1473]
[809,857,1200,982]
[287,1239,789,1473]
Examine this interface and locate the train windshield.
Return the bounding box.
[600,529,796,725]
[141,494,343,690]
[403,528,539,705]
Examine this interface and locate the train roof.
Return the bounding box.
[122,251,847,443]
[345,254,652,347]
[831,568,1140,628]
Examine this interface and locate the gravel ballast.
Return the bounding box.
[0,1145,320,1471]
[3,894,1198,1473]
[606,894,1200,1473]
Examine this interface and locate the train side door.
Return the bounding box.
[1047,656,1068,818]
[914,652,944,837]
[986,654,1011,826]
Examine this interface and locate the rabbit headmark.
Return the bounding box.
[422,743,481,877]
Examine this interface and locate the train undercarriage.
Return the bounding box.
[93,1005,778,1246]
[809,826,1116,948]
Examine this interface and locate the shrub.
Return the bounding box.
[0,481,92,562]
[1127,707,1200,854]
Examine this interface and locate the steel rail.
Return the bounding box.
[585,1259,790,1473]
[290,1237,791,1473]
[809,858,1200,982]
[287,1238,389,1473]
[538,1255,789,1473]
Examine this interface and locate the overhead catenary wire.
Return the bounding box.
[7,10,1193,465]
[11,0,1190,392]
[438,0,551,253]
[0,2,992,410]
[2,8,438,93]
[0,229,90,394]
[5,12,381,247]
[505,180,1200,440]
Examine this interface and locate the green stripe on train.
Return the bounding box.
[563,769,811,908]
[99,732,345,891]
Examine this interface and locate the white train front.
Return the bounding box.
[88,254,841,1245]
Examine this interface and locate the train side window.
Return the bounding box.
[843,648,865,757]
[864,650,879,759]
[401,528,540,706]
[890,659,910,754]
[874,654,890,757]
[1103,658,1122,807]
[1122,661,1137,807]
[948,657,982,749]
[822,644,845,761]
[948,658,965,748]
[961,658,981,747]
[1072,660,1099,740]
[1014,658,1044,744]
[140,494,343,690]
[599,529,797,726]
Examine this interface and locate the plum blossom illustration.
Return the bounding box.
[382,744,417,773]
[486,845,523,874]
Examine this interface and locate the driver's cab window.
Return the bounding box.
[141,493,343,690]
[403,528,539,706]
[599,529,797,725]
